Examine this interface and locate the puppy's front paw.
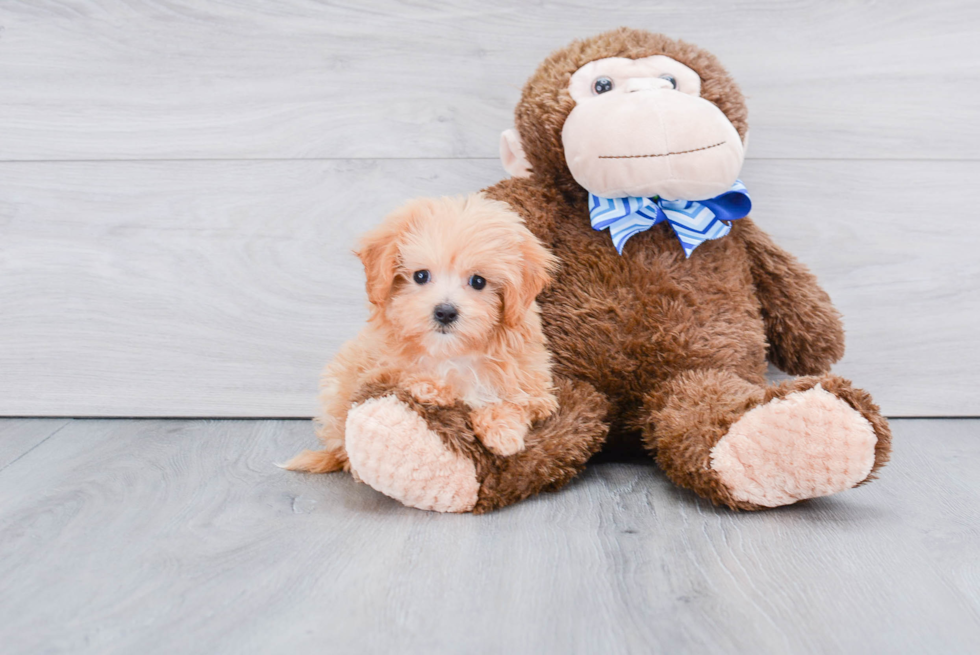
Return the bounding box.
[479,424,527,456]
[407,379,455,407]
[470,404,528,456]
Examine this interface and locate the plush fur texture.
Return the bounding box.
[345,395,480,513]
[284,194,559,473]
[348,376,609,514]
[651,373,890,510]
[710,385,877,507]
[318,28,892,512]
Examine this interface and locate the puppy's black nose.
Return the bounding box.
[433,303,458,326]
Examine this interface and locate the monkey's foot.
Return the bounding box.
[345,396,480,513]
[709,384,879,508]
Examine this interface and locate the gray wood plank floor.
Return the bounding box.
[1,418,977,654]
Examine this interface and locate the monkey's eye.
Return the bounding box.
[413,270,430,285]
[468,274,487,291]
[659,74,677,89]
[592,76,614,94]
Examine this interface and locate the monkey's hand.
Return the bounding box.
[738,219,845,375]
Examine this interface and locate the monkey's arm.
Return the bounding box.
[482,177,562,247]
[736,218,845,376]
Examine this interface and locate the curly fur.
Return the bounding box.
[284,193,560,471]
[350,376,609,514]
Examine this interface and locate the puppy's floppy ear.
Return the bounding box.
[502,228,558,328]
[356,200,424,311]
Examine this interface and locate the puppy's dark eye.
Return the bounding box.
[413,270,430,285]
[468,274,486,291]
[592,76,614,94]
[659,74,677,89]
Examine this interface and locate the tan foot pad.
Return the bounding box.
[345,395,479,513]
[710,385,877,507]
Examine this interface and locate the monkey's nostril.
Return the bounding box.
[433,303,459,326]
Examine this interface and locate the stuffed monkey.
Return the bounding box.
[327,28,892,513]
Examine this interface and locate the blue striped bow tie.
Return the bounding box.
[589,180,752,257]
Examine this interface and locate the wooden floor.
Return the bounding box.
[1,418,977,654]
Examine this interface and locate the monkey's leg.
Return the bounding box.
[640,369,891,510]
[343,377,609,513]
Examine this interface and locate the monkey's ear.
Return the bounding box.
[500,129,532,178]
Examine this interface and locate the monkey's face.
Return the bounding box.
[561,55,745,201]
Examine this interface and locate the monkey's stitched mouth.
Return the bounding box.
[598,140,726,159]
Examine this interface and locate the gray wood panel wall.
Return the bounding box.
[1,1,977,417]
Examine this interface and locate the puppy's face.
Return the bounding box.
[357,195,556,358]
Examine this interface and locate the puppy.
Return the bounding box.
[284,193,559,474]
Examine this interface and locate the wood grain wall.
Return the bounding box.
[1,1,977,417]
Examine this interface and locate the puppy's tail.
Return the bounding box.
[278,448,349,473]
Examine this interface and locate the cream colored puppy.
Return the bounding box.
[285,194,559,474]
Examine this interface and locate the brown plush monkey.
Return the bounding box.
[337,28,892,513]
